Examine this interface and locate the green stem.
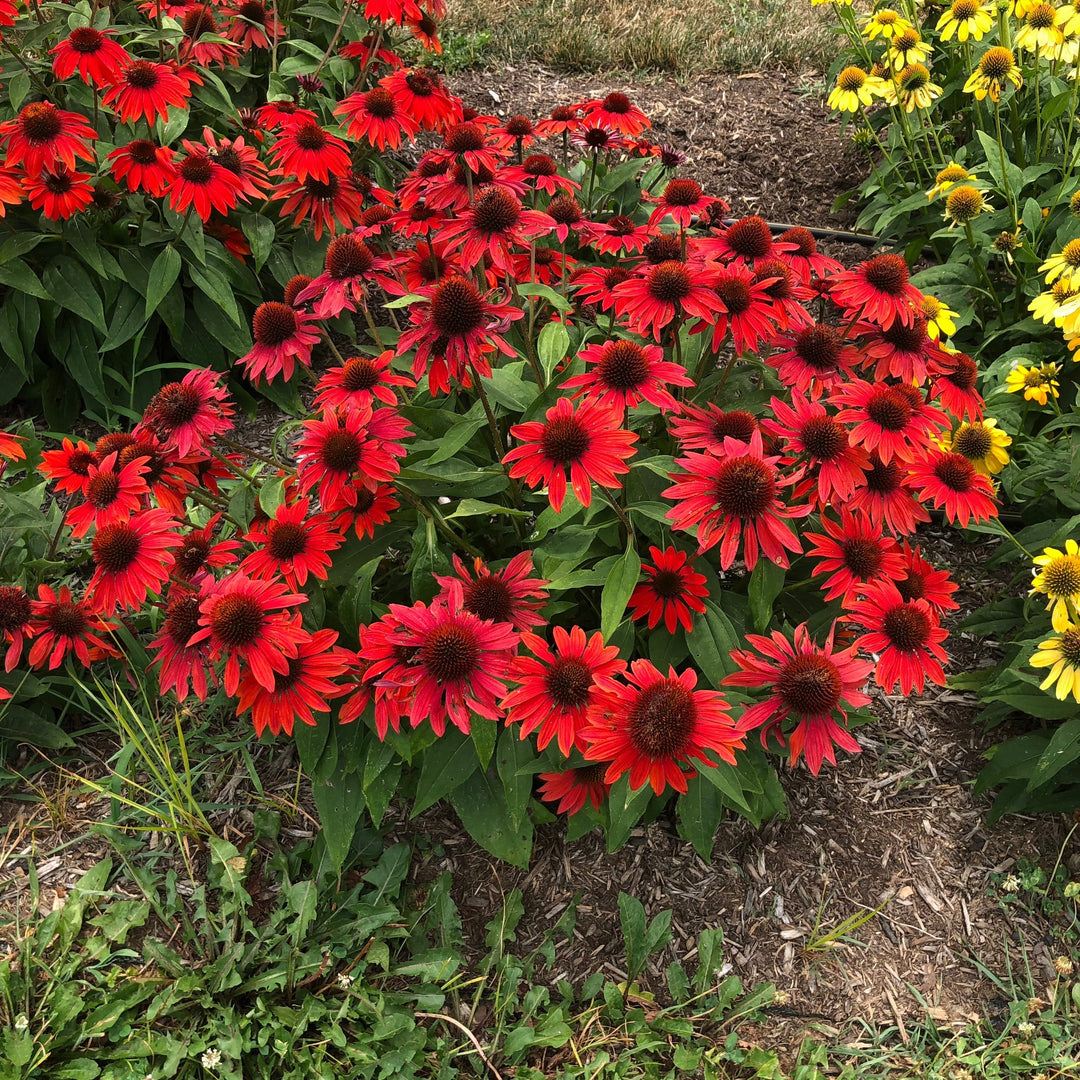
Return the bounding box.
[992,97,1017,222]
[963,222,1004,321]
[396,487,483,560]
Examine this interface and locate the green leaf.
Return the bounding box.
[423,416,486,466]
[384,292,428,309]
[313,765,365,872]
[676,774,724,861]
[412,728,478,816]
[145,246,182,320]
[605,774,653,851]
[686,599,739,684]
[43,256,106,332]
[0,259,49,299]
[0,705,74,748]
[537,319,571,381]
[1028,719,1080,791]
[601,543,641,641]
[242,214,275,271]
[518,282,572,312]
[748,559,785,634]
[496,727,532,829]
[260,474,287,518]
[101,286,147,353]
[484,363,534,412]
[450,768,533,868]
[692,927,725,993]
[698,758,754,818]
[471,716,498,771]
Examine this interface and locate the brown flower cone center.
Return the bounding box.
[463,576,513,623]
[253,302,299,347]
[421,622,479,683]
[93,523,142,573]
[777,654,843,715]
[882,604,931,651]
[209,594,264,648]
[430,277,485,337]
[629,681,697,758]
[714,457,776,519]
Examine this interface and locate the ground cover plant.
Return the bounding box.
[0,0,1040,876]
[819,0,1080,819]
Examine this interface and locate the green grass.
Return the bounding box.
[441,0,840,76]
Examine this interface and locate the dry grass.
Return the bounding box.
[442,0,839,76]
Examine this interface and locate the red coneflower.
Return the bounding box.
[140,367,234,458]
[0,585,32,672]
[387,203,446,238]
[151,589,217,701]
[562,339,692,411]
[189,572,308,695]
[380,68,462,131]
[535,104,581,137]
[51,27,129,86]
[768,323,860,399]
[434,551,548,632]
[235,627,353,737]
[724,622,874,775]
[238,301,320,384]
[537,766,611,815]
[28,584,119,671]
[22,165,94,220]
[438,185,553,274]
[313,351,415,412]
[896,541,960,614]
[390,238,459,291]
[226,0,284,49]
[255,99,317,131]
[0,102,97,175]
[267,120,351,184]
[582,660,744,796]
[406,12,442,52]
[117,434,195,518]
[504,625,626,755]
[361,582,518,736]
[40,438,96,495]
[203,128,269,199]
[397,274,524,387]
[242,498,343,589]
[0,166,21,216]
[508,246,577,285]
[361,0,422,24]
[103,60,192,124]
[180,3,242,66]
[848,452,929,536]
[335,86,421,151]
[514,153,578,197]
[68,452,149,539]
[928,351,983,421]
[171,513,241,581]
[579,91,650,136]
[848,580,949,694]
[831,379,943,464]
[504,397,638,513]
[751,257,814,332]
[107,140,176,196]
[335,483,399,540]
[275,173,365,240]
[294,234,391,320]
[88,508,182,613]
[628,545,708,634]
[804,509,905,603]
[707,265,779,354]
[703,215,787,264]
[294,406,404,512]
[859,313,947,385]
[906,449,998,527]
[167,145,243,220]
[669,404,760,454]
[762,391,869,505]
[646,178,714,228]
[664,430,810,570]
[830,254,923,330]
[612,259,716,341]
[581,214,654,256]
[777,226,844,283]
[570,265,631,312]
[570,123,626,154]
[431,121,506,177]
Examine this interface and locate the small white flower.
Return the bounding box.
[200,1048,222,1070]
[1017,1021,1036,1036]
[336,972,354,989]
[14,1015,28,1032]
[1002,873,1021,892]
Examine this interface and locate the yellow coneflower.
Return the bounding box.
[963,46,1024,101]
[882,63,943,112]
[1005,361,1061,405]
[1029,279,1078,323]
[992,226,1023,265]
[827,66,887,112]
[945,418,1012,475]
[887,27,932,71]
[944,184,990,226]
[1032,539,1080,632]
[927,161,976,199]
[937,0,996,41]
[1016,2,1065,51]
[1040,238,1080,286]
[1010,0,1043,15]
[863,8,915,38]
[1030,622,1080,701]
[919,294,958,338]
[1058,0,1080,34]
